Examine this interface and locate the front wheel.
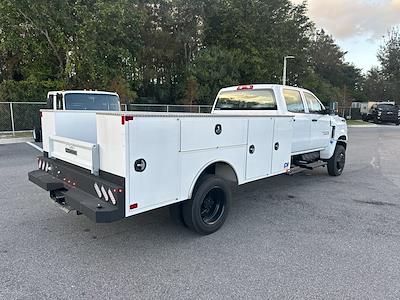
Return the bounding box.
[33,127,42,142]
[182,175,231,235]
[327,145,346,176]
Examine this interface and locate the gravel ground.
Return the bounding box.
[1,127,400,299]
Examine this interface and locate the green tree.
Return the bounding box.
[378,28,400,103]
[305,29,366,105]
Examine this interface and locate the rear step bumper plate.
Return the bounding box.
[28,170,123,223]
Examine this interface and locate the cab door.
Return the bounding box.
[283,89,311,153]
[303,92,331,149]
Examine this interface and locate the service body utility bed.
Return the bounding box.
[30,110,293,221]
[29,84,348,234]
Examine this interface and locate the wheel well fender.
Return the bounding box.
[337,135,347,149]
[188,161,239,199]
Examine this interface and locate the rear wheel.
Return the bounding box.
[182,175,231,235]
[33,127,42,142]
[373,116,381,124]
[327,145,346,176]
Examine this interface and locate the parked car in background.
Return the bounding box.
[33,91,121,142]
[361,102,400,125]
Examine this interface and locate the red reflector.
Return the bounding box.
[130,203,138,210]
[121,115,134,125]
[237,85,254,90]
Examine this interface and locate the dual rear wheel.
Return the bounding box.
[169,175,231,235]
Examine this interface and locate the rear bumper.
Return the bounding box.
[377,115,400,122]
[28,158,125,223]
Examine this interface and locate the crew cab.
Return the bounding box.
[28,84,348,235]
[33,90,121,142]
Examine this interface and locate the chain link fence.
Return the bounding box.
[0,102,213,136]
[0,102,47,135]
[0,102,12,132]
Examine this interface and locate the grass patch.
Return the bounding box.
[0,131,33,139]
[346,119,372,126]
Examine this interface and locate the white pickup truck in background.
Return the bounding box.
[33,90,121,142]
[29,84,348,235]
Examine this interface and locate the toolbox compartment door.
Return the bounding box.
[180,118,248,152]
[271,118,293,174]
[245,118,274,180]
[127,118,181,215]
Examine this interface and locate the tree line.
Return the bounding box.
[0,0,399,105]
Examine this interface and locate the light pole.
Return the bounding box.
[282,56,295,86]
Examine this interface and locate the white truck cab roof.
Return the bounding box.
[47,90,119,97]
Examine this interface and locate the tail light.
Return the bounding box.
[101,185,109,202]
[94,183,102,198]
[108,189,117,205]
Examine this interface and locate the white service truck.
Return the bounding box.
[29,84,348,235]
[33,90,121,142]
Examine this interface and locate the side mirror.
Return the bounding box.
[322,108,335,115]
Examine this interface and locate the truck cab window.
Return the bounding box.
[214,89,277,111]
[304,93,324,114]
[64,93,120,111]
[283,89,305,113]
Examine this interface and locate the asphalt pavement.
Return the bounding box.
[1,127,400,299]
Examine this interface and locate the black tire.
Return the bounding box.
[327,145,346,176]
[168,202,187,227]
[396,122,400,126]
[33,127,42,142]
[182,175,231,235]
[373,116,381,124]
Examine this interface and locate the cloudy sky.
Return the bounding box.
[292,0,400,72]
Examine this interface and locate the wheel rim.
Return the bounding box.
[336,152,346,172]
[200,187,226,225]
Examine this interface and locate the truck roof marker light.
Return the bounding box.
[121,115,134,125]
[130,203,138,210]
[237,85,254,90]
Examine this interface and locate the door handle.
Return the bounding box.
[312,119,318,122]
